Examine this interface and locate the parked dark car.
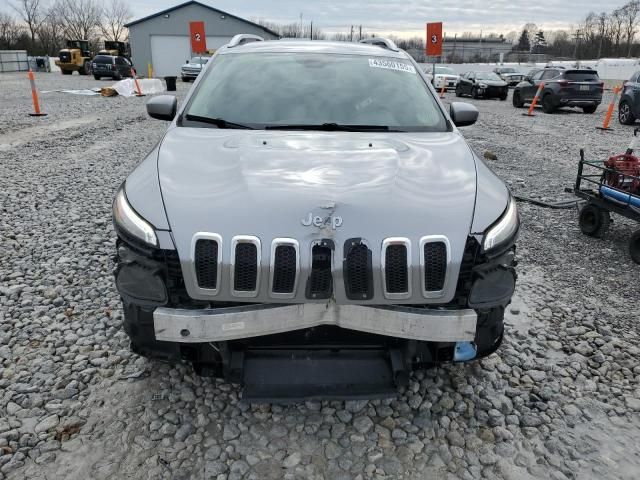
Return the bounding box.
[493,67,523,86]
[456,72,508,100]
[619,71,640,125]
[512,67,603,114]
[92,55,132,80]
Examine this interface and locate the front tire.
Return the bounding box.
[472,87,480,99]
[93,75,100,80]
[61,69,72,75]
[512,91,524,108]
[78,60,91,75]
[455,86,462,97]
[579,204,610,238]
[541,94,556,114]
[582,105,598,114]
[619,100,636,125]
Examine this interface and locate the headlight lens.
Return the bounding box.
[483,197,519,251]
[479,83,488,89]
[113,186,158,247]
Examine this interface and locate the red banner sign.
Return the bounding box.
[426,22,443,57]
[189,21,207,53]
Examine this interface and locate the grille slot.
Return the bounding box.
[423,241,447,292]
[194,239,218,290]
[306,244,333,299]
[344,240,373,300]
[233,243,258,293]
[385,245,408,294]
[272,245,297,294]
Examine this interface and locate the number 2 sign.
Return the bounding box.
[189,21,207,53]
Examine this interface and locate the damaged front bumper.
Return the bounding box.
[154,303,477,343]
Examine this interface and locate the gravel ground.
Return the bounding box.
[1,72,639,480]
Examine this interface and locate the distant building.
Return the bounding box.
[125,0,279,77]
[440,36,513,63]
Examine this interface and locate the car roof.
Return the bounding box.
[218,40,411,60]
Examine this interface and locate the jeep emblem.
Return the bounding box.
[301,212,343,230]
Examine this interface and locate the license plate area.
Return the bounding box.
[580,85,590,91]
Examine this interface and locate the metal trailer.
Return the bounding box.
[574,148,640,263]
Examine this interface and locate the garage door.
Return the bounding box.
[150,35,233,77]
[151,35,191,77]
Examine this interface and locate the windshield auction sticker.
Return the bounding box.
[368,58,416,74]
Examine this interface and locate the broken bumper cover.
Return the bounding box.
[153,304,477,343]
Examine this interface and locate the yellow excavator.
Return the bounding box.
[97,41,131,59]
[55,40,93,75]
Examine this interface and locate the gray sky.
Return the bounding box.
[129,0,617,37]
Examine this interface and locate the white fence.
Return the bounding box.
[0,50,29,72]
[419,58,640,82]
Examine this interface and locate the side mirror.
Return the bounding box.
[524,76,532,83]
[146,95,177,121]
[450,102,479,127]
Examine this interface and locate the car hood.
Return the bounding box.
[157,127,479,303]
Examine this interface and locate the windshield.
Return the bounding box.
[189,57,209,64]
[435,67,456,75]
[93,55,113,64]
[476,72,501,81]
[564,71,599,82]
[185,53,447,131]
[498,68,516,73]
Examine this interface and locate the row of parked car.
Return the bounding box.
[426,64,607,116]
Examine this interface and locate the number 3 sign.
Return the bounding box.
[189,21,207,53]
[426,22,443,56]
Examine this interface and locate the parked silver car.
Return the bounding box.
[113,35,519,399]
[181,56,210,82]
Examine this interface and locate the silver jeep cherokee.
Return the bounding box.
[113,35,519,400]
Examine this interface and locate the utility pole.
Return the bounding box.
[310,21,313,40]
[359,25,362,41]
[573,30,582,61]
[299,13,303,38]
[350,25,354,42]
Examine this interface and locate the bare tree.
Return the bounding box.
[0,11,25,49]
[10,0,47,44]
[99,0,131,41]
[610,8,626,55]
[53,0,101,40]
[37,5,64,55]
[622,0,640,56]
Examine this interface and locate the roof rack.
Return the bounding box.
[227,34,264,48]
[359,37,400,52]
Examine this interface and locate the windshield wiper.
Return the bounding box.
[184,114,254,129]
[265,123,397,132]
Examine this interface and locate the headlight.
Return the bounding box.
[113,186,158,247]
[483,197,519,252]
[479,83,488,89]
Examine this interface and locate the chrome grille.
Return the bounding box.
[423,241,447,293]
[344,241,373,300]
[270,239,299,297]
[306,243,333,299]
[194,239,218,290]
[382,238,411,299]
[190,234,450,300]
[231,236,260,297]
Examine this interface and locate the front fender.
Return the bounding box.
[471,154,510,234]
[124,143,170,231]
